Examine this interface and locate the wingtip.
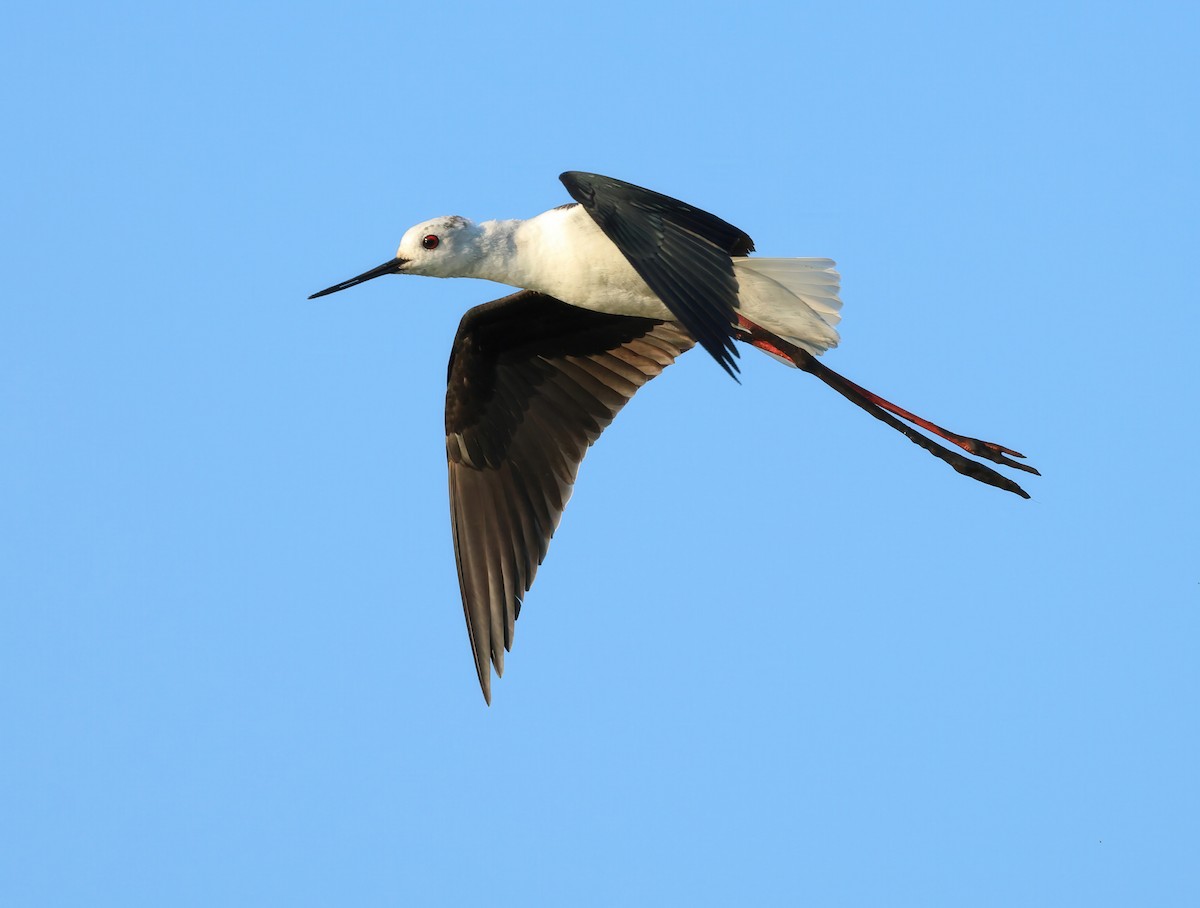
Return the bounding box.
[703,337,742,381]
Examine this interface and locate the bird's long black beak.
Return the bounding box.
[308,258,407,299]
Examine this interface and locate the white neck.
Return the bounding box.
[454,205,662,318]
[461,218,527,285]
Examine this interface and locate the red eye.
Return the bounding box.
[422,234,439,250]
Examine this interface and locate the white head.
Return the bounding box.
[308,215,484,299]
[394,216,483,278]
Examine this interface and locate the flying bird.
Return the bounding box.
[310,171,1038,702]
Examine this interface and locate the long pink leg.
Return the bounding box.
[735,316,1039,498]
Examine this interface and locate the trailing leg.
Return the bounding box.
[734,316,1038,498]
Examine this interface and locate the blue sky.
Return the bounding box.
[3,2,1197,905]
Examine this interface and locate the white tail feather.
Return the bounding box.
[733,257,842,358]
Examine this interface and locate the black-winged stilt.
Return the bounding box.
[310,171,1038,702]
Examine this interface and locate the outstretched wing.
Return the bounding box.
[445,290,694,702]
[560,170,753,378]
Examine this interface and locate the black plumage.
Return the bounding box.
[445,290,693,702]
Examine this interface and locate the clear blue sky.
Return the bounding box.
[3,2,1197,905]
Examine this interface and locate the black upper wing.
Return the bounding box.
[560,170,754,378]
[445,290,694,702]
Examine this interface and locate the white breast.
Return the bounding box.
[511,205,675,320]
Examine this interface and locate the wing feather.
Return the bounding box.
[446,291,694,702]
[560,171,753,377]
